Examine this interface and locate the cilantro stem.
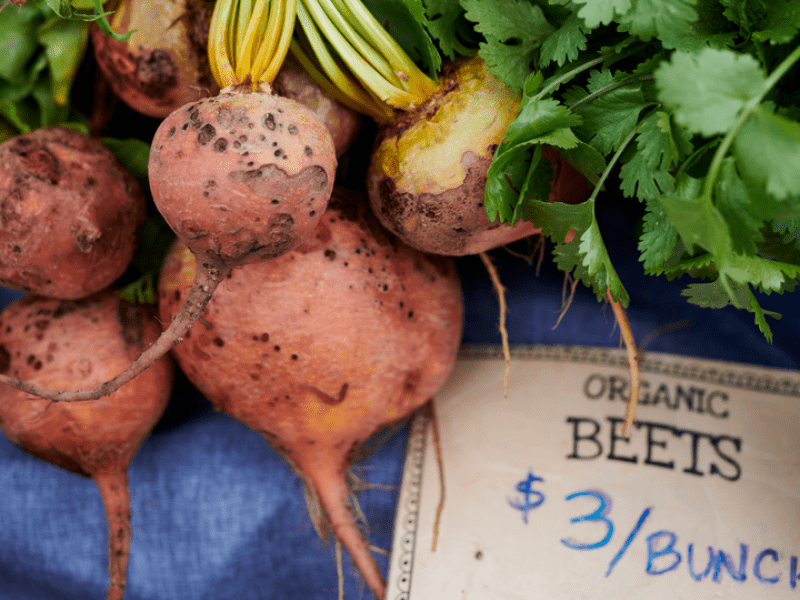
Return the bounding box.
[702,43,800,201]
[537,53,613,99]
[584,109,649,209]
[568,73,654,113]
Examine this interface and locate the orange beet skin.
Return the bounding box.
[0,291,175,600]
[158,190,464,598]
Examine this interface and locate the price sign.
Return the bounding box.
[387,346,800,599]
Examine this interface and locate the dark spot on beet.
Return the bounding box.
[167,126,176,137]
[213,137,228,152]
[273,345,280,351]
[135,49,178,98]
[197,123,216,145]
[291,353,298,360]
[181,219,209,240]
[263,113,276,131]
[404,369,422,391]
[11,144,60,185]
[213,337,224,347]
[324,249,336,260]
[288,124,297,135]
[260,333,269,342]
[274,148,284,158]
[304,145,312,157]
[0,345,9,374]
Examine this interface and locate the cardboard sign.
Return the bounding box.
[387,345,800,599]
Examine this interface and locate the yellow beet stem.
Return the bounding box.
[208,0,297,88]
[208,0,238,86]
[290,40,393,121]
[293,7,393,121]
[253,0,297,85]
[316,0,401,87]
[94,470,132,600]
[296,0,435,110]
[234,0,269,81]
[335,0,436,101]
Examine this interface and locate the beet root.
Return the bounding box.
[0,291,175,600]
[273,55,361,158]
[148,85,337,266]
[158,190,464,598]
[90,0,218,119]
[0,127,147,299]
[0,85,337,403]
[366,56,590,256]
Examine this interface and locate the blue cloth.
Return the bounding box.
[1,198,798,599]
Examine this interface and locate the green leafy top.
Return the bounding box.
[410,0,800,342]
[0,0,91,135]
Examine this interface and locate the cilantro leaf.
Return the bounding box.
[638,197,679,272]
[617,0,700,50]
[363,0,441,76]
[733,105,800,201]
[522,198,629,304]
[564,68,652,155]
[619,110,692,201]
[540,12,589,67]
[655,48,766,137]
[750,0,800,45]
[422,0,474,59]
[570,0,632,29]
[461,0,554,91]
[485,89,581,223]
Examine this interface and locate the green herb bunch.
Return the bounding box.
[405,0,800,341]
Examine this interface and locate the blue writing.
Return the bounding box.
[561,490,614,550]
[687,544,714,581]
[754,548,780,584]
[606,507,652,577]
[711,543,748,582]
[507,471,545,524]
[646,531,681,575]
[509,471,793,590]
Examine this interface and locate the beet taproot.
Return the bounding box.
[0,127,146,299]
[158,190,464,598]
[0,290,174,600]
